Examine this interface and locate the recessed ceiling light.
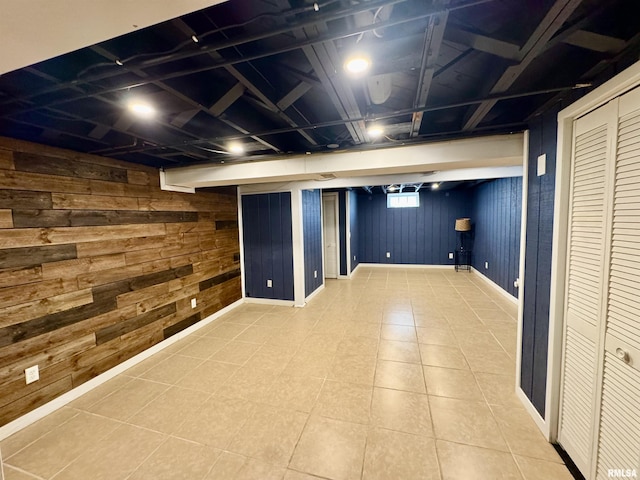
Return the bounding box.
[367,126,384,138]
[228,143,244,154]
[344,54,371,75]
[128,101,155,118]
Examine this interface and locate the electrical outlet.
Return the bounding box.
[353,255,356,261]
[448,252,454,260]
[190,298,197,308]
[314,270,317,278]
[485,261,489,269]
[267,279,273,288]
[386,252,391,258]
[25,365,39,384]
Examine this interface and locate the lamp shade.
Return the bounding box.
[455,218,471,232]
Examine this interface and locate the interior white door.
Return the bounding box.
[595,87,640,479]
[323,194,338,278]
[558,101,615,476]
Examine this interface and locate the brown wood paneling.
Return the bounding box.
[13,152,128,183]
[0,376,72,426]
[0,149,14,170]
[41,254,126,281]
[75,235,167,258]
[0,278,78,310]
[163,313,202,339]
[0,295,116,348]
[95,303,177,345]
[0,289,93,327]
[0,265,43,289]
[215,220,238,230]
[0,244,77,269]
[0,224,167,248]
[12,209,198,228]
[0,189,52,209]
[51,193,139,210]
[0,209,12,228]
[0,138,240,427]
[0,169,91,194]
[0,334,95,386]
[127,170,154,186]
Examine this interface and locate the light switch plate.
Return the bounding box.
[537,154,546,176]
[190,298,197,308]
[386,252,391,258]
[267,279,272,288]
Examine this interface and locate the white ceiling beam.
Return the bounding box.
[162,133,524,188]
[444,27,520,60]
[237,165,523,193]
[564,30,627,53]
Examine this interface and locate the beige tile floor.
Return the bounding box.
[1,267,574,480]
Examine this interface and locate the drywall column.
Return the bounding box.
[291,189,306,307]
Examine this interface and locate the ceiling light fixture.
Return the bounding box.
[431,183,440,190]
[228,143,244,154]
[367,126,384,138]
[191,35,199,43]
[313,2,319,11]
[344,54,371,75]
[115,59,124,66]
[387,185,397,192]
[128,101,155,118]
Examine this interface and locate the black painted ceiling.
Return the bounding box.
[0,0,638,168]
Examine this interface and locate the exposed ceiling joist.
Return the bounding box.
[277,82,313,111]
[564,30,627,53]
[463,0,584,131]
[444,26,520,60]
[411,2,450,137]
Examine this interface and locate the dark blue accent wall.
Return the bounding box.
[338,191,348,276]
[241,193,294,301]
[471,177,522,297]
[349,190,359,271]
[357,189,472,265]
[520,106,561,417]
[302,189,323,297]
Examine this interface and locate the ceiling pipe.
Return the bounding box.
[0,0,414,108]
[2,0,494,116]
[103,83,588,156]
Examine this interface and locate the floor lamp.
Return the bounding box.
[455,217,471,250]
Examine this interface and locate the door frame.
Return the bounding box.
[322,192,340,279]
[546,61,640,447]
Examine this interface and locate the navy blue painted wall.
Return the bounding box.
[471,177,522,297]
[302,189,323,297]
[241,193,294,301]
[357,189,471,265]
[349,190,359,271]
[338,191,348,276]
[520,106,561,417]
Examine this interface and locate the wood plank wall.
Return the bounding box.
[0,137,241,426]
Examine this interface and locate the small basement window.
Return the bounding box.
[387,192,419,208]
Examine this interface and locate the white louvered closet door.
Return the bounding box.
[595,87,640,479]
[558,101,616,476]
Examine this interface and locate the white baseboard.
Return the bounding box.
[350,263,361,276]
[0,299,243,442]
[471,269,518,305]
[358,263,453,269]
[243,297,295,307]
[304,283,325,303]
[516,386,549,438]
